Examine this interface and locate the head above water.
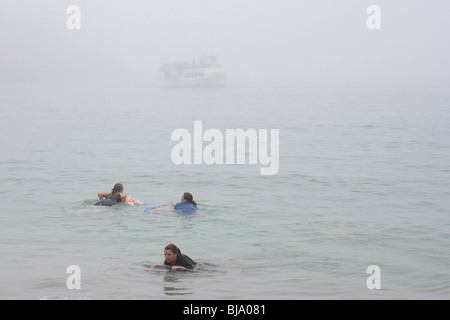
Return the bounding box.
[183,192,193,202]
[182,192,196,205]
[111,183,124,194]
[165,243,181,255]
[164,243,181,265]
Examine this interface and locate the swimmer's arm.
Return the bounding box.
[149,264,189,271]
[98,192,110,199]
[120,192,128,202]
[170,266,188,271]
[150,264,170,270]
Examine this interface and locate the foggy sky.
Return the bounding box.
[0,0,449,89]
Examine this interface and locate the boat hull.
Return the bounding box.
[159,72,227,87]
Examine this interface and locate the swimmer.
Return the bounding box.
[95,183,127,207]
[151,243,197,270]
[145,192,198,213]
[172,192,197,214]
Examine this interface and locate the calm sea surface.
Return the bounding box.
[0,79,449,299]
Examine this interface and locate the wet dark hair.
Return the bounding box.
[183,192,197,206]
[111,183,123,195]
[165,243,181,255]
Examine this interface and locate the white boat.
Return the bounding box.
[159,55,227,87]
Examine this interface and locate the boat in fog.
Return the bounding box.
[159,55,227,87]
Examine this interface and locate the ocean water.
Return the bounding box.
[0,79,449,299]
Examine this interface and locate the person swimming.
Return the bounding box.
[173,192,197,214]
[144,192,198,213]
[95,183,127,207]
[151,243,197,270]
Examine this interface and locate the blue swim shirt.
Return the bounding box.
[174,202,198,214]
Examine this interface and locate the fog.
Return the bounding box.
[0,0,449,90]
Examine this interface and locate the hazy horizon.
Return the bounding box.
[1,0,449,90]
